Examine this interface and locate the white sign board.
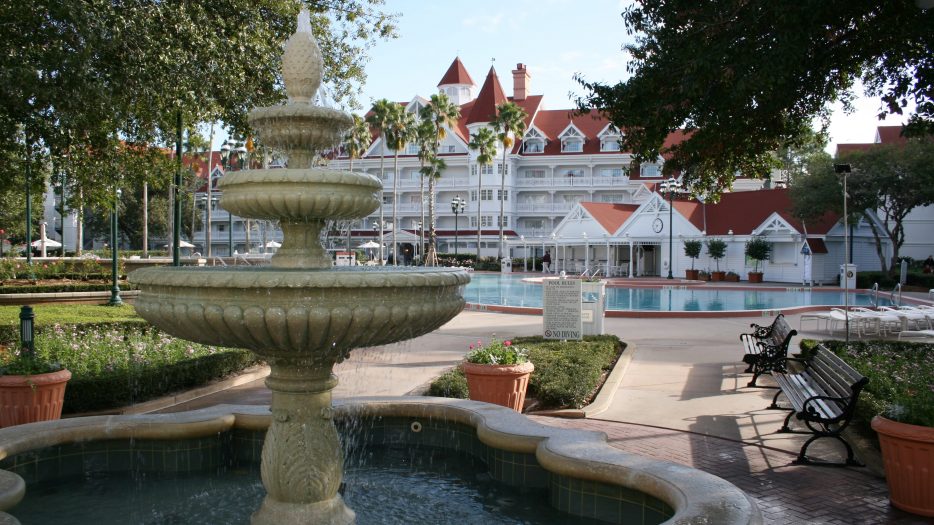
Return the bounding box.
[543,278,582,340]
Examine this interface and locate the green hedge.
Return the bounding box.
[0,281,135,294]
[428,335,624,410]
[64,349,259,413]
[856,270,934,289]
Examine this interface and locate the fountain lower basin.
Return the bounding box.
[0,399,761,524]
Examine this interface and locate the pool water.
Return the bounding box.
[11,446,605,525]
[464,274,891,312]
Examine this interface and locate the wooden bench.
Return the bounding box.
[768,345,869,466]
[739,314,797,387]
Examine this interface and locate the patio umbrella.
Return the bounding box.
[265,240,282,248]
[358,241,380,249]
[31,237,62,248]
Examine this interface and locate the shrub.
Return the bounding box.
[428,335,623,410]
[705,239,727,271]
[427,367,468,399]
[683,240,702,269]
[744,237,771,273]
[465,338,529,365]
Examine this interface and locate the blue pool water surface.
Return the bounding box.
[463,274,890,312]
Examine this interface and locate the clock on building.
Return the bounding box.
[652,217,664,233]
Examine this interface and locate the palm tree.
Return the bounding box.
[366,99,395,265]
[343,113,372,253]
[414,118,435,264]
[468,127,496,261]
[420,92,461,266]
[490,101,527,260]
[384,105,415,265]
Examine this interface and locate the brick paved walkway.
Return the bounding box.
[532,416,932,525]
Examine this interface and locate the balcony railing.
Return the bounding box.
[515,176,630,187]
[515,202,575,213]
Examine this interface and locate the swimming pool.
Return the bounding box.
[463,273,891,313]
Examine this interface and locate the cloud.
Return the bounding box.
[462,13,505,33]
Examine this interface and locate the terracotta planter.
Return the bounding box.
[710,271,725,282]
[872,415,934,517]
[463,361,534,412]
[748,272,763,283]
[685,269,699,280]
[0,369,71,428]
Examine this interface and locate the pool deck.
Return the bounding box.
[144,285,934,524]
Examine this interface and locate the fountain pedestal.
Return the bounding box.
[129,10,470,524]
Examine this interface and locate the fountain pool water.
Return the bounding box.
[0,10,761,525]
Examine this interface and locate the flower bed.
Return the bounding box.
[428,335,624,410]
[799,339,934,437]
[0,318,259,413]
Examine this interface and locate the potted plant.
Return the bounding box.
[744,236,771,283]
[725,271,740,282]
[462,338,534,412]
[0,307,71,427]
[870,359,934,517]
[706,239,727,281]
[683,239,702,280]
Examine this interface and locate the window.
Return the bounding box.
[523,128,545,153]
[560,127,584,152]
[481,164,495,175]
[470,190,477,201]
[469,216,493,227]
[524,219,545,230]
[218,223,226,232]
[381,170,394,180]
[470,165,477,176]
[598,194,625,203]
[497,190,508,201]
[599,168,624,178]
[497,216,509,227]
[480,189,493,201]
[382,195,392,204]
[496,163,509,175]
[444,145,456,153]
[641,164,660,178]
[600,139,620,151]
[524,169,546,179]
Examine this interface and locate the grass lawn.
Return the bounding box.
[0,304,140,327]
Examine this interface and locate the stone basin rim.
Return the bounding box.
[217,168,382,189]
[129,266,472,289]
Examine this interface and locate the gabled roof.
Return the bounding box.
[580,202,639,234]
[676,188,839,236]
[466,66,508,125]
[437,57,475,87]
[876,125,908,145]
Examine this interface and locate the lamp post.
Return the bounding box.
[835,163,852,345]
[583,232,589,272]
[659,177,683,279]
[521,235,526,271]
[107,188,123,306]
[25,143,35,278]
[451,196,465,256]
[220,139,237,256]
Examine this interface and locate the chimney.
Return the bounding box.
[512,63,530,101]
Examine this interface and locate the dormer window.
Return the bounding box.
[560,127,584,153]
[597,124,622,152]
[522,128,545,154]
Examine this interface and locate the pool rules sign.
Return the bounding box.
[543,278,582,340]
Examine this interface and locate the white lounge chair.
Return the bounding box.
[898,330,934,340]
[800,311,834,332]
[852,307,903,335]
[879,306,931,330]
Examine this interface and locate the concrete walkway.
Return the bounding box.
[157,310,930,524]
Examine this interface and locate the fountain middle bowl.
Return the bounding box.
[129,266,470,363]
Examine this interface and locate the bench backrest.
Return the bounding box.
[805,346,869,417]
[771,316,797,346]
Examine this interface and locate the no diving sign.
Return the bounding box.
[543,278,582,340]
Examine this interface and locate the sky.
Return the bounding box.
[216,0,913,152]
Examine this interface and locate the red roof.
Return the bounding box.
[805,238,829,254]
[580,203,639,233]
[466,67,508,125]
[876,125,908,144]
[437,57,475,87]
[675,188,839,236]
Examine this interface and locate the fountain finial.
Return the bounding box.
[282,8,322,103]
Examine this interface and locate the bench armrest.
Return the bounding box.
[802,395,849,422]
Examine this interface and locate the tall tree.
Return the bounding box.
[468,127,497,260]
[366,99,396,265]
[415,118,435,264]
[420,93,462,266]
[576,1,934,196]
[384,106,416,265]
[490,102,527,260]
[791,141,934,271]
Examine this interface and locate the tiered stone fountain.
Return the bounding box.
[129,11,469,525]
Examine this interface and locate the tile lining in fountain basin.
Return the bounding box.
[0,399,761,524]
